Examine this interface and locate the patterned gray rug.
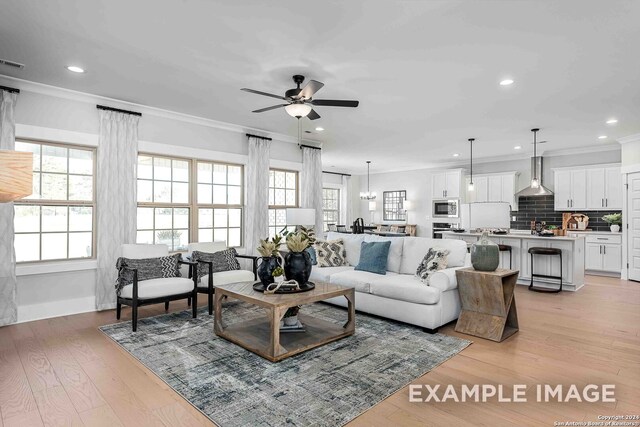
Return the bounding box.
[100,302,470,427]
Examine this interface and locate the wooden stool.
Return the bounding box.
[498,244,512,269]
[528,247,562,293]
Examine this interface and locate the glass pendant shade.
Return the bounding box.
[285,103,312,118]
[468,182,475,192]
[368,201,377,211]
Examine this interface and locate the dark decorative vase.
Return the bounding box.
[284,251,312,285]
[257,256,280,286]
[470,231,499,271]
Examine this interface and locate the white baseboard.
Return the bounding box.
[17,296,97,324]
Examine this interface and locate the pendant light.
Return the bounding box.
[530,128,540,188]
[360,161,377,200]
[515,128,553,197]
[467,138,475,192]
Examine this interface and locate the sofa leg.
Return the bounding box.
[116,302,121,320]
[132,304,138,332]
[192,292,198,318]
[208,292,213,315]
[187,297,191,307]
[423,327,439,334]
[164,301,169,311]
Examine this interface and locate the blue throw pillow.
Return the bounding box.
[305,246,318,266]
[355,241,391,275]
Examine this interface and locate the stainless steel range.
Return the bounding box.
[433,222,459,239]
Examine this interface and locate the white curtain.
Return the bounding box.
[341,174,353,226]
[0,90,18,326]
[244,136,271,256]
[96,110,139,310]
[301,147,323,234]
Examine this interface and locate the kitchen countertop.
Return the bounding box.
[440,231,584,241]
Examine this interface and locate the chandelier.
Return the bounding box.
[360,161,377,200]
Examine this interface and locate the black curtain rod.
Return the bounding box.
[0,85,20,94]
[323,170,351,177]
[246,133,272,141]
[299,144,321,151]
[97,104,142,116]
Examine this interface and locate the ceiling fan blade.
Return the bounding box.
[298,80,324,99]
[310,99,359,107]
[241,88,287,100]
[252,104,288,113]
[307,109,321,120]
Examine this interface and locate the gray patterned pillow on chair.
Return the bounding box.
[191,248,241,281]
[313,239,348,267]
[416,248,450,284]
[115,253,182,295]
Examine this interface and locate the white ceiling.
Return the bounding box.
[0,0,638,174]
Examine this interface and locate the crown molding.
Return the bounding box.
[618,133,640,145]
[0,74,319,146]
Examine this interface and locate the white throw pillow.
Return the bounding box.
[416,248,450,284]
[326,232,365,266]
[400,237,467,274]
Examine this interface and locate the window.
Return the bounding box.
[136,155,244,251]
[383,190,407,221]
[268,169,298,237]
[322,188,340,231]
[13,140,95,262]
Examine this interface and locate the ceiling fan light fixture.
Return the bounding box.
[285,103,312,118]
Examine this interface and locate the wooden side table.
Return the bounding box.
[454,268,519,342]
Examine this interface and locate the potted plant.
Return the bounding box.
[546,225,559,236]
[272,266,285,283]
[283,232,312,286]
[283,306,300,327]
[256,235,283,286]
[602,213,622,232]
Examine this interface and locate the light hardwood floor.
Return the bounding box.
[1,275,638,427]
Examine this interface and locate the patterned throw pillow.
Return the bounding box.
[313,239,348,267]
[416,248,450,284]
[115,253,182,295]
[192,248,241,281]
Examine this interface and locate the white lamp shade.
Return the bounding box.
[403,200,412,210]
[285,103,312,118]
[368,201,377,211]
[286,208,316,226]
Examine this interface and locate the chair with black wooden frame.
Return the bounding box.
[116,244,198,332]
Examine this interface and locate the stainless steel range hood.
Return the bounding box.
[515,156,553,197]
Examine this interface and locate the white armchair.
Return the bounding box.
[187,241,257,314]
[116,244,198,331]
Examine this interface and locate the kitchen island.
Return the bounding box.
[441,231,586,291]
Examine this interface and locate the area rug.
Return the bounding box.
[100,302,470,427]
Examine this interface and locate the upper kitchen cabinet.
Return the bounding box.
[554,165,621,211]
[465,172,519,209]
[432,169,463,199]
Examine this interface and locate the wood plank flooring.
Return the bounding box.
[0,275,638,426]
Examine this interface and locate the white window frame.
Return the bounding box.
[268,168,299,237]
[322,187,341,231]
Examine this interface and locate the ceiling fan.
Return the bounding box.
[241,75,359,120]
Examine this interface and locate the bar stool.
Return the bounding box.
[528,247,562,293]
[498,244,512,269]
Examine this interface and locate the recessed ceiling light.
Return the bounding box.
[315,127,324,132]
[514,145,522,150]
[606,119,618,125]
[66,66,85,73]
[598,135,607,140]
[453,153,459,157]
[499,79,514,86]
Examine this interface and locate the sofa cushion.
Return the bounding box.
[329,269,398,293]
[355,241,391,275]
[400,237,467,274]
[314,239,348,267]
[326,232,365,266]
[416,248,450,284]
[429,268,460,292]
[363,234,403,273]
[197,270,255,288]
[369,275,441,305]
[310,266,353,283]
[120,277,193,299]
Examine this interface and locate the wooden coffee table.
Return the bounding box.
[213,281,355,362]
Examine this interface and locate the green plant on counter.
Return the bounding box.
[286,233,309,253]
[546,225,558,230]
[284,306,300,318]
[601,213,622,225]
[257,235,283,257]
[281,225,316,246]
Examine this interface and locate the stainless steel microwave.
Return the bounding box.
[432,199,460,218]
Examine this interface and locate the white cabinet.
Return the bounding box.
[555,165,621,211]
[432,170,463,199]
[584,234,622,273]
[520,239,574,285]
[465,172,518,209]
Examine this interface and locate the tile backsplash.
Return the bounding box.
[511,195,620,232]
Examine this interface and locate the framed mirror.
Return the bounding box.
[383,190,407,221]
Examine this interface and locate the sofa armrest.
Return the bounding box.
[429,266,466,292]
[236,254,258,280]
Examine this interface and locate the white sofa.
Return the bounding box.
[310,232,470,332]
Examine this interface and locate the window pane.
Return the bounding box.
[172,160,189,182]
[14,206,40,232]
[198,228,213,242]
[286,172,296,189]
[198,184,212,204]
[229,209,241,228]
[175,229,188,251]
[137,207,154,230]
[138,155,153,179]
[137,180,153,202]
[69,232,92,258]
[213,164,227,184]
[276,209,286,226]
[15,234,40,262]
[286,189,296,206]
[213,209,227,227]
[275,189,285,205]
[228,186,241,205]
[268,209,275,225]
[155,208,172,229]
[153,157,171,180]
[228,228,241,247]
[69,175,93,201]
[269,171,274,187]
[155,229,178,248]
[41,173,67,200]
[42,233,67,260]
[42,145,67,173]
[228,166,241,185]
[16,141,40,171]
[199,208,213,228]
[172,182,189,203]
[214,228,227,243]
[174,208,189,229]
[25,172,41,200]
[198,162,212,183]
[69,207,92,232]
[137,230,154,244]
[268,188,274,205]
[213,185,226,204]
[42,206,68,232]
[153,181,171,203]
[69,149,92,175]
[275,171,285,188]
